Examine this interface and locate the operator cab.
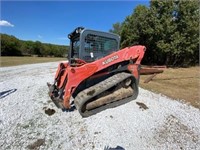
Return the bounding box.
[68,27,120,65]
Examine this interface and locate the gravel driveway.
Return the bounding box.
[0,62,199,150]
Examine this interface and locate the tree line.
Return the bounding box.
[1,33,69,57]
[110,0,199,67]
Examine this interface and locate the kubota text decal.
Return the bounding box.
[102,55,119,65]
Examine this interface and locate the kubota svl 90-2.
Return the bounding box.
[48,27,146,117]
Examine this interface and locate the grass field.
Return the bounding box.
[140,66,200,109]
[0,56,66,67]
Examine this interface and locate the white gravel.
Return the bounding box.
[0,62,200,150]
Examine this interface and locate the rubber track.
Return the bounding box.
[74,72,138,117]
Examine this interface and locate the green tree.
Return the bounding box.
[1,34,22,56]
[150,0,199,66]
[21,40,35,55]
[114,0,199,66]
[1,33,68,57]
[33,41,43,56]
[40,44,49,56]
[120,5,155,64]
[109,22,122,35]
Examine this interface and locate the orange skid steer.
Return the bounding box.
[48,27,146,117]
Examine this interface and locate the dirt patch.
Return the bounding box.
[27,138,45,150]
[153,115,199,149]
[87,89,95,96]
[136,102,149,110]
[44,108,56,116]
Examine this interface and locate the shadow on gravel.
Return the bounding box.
[61,101,77,112]
[104,145,125,150]
[62,105,76,112]
[0,89,17,99]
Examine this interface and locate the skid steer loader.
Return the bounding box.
[48,27,146,117]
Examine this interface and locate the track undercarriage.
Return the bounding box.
[74,72,138,117]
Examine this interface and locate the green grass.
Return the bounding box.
[0,56,66,67]
[140,66,200,109]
